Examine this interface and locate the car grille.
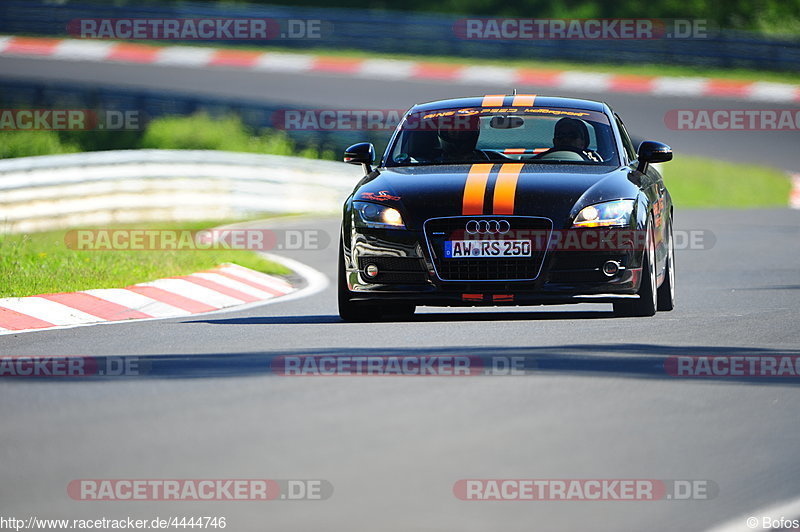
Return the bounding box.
[424,216,552,281]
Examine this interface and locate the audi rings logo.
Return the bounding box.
[465,219,511,234]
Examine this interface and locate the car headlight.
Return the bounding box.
[572,199,635,228]
[353,201,406,229]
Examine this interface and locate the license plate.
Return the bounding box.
[444,240,532,258]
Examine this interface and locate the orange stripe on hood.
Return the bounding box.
[493,163,523,215]
[462,164,493,215]
[511,94,537,106]
[481,94,505,107]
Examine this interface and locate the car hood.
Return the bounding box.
[354,164,640,229]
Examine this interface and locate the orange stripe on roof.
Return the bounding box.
[481,94,505,107]
[493,163,523,215]
[462,164,493,215]
[511,94,536,106]
[504,148,526,154]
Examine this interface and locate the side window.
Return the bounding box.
[615,115,637,162]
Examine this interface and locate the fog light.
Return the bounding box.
[602,261,620,277]
[365,264,379,278]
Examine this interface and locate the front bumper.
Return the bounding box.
[343,222,645,307]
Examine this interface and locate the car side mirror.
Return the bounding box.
[344,142,375,173]
[637,141,672,172]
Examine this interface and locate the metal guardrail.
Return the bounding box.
[0,150,358,233]
[0,1,799,71]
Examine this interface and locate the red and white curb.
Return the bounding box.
[1,35,799,103]
[791,173,800,210]
[0,263,295,334]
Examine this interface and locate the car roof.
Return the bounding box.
[410,95,608,114]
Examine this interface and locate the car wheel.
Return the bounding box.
[656,218,675,311]
[614,219,657,317]
[338,242,379,322]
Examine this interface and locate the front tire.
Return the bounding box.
[337,243,416,322]
[614,220,657,317]
[656,219,675,311]
[338,242,376,322]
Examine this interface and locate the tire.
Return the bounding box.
[656,219,675,311]
[614,220,657,317]
[337,243,416,322]
[338,242,377,322]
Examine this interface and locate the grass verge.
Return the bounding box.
[0,220,291,298]
[663,155,792,208]
[0,113,336,160]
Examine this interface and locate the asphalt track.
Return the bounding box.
[1,56,800,531]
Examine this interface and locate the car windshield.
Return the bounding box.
[387,106,619,167]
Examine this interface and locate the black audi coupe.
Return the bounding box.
[339,94,674,321]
